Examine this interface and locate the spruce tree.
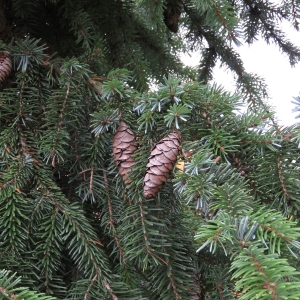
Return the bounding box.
[1,0,300,299]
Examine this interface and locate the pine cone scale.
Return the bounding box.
[121,160,135,168]
[150,148,162,156]
[155,154,172,164]
[146,157,162,166]
[114,131,126,139]
[156,164,171,173]
[116,141,133,149]
[151,174,168,183]
[125,144,138,152]
[163,149,178,160]
[163,139,179,148]
[147,166,163,175]
[117,153,131,160]
[114,133,135,142]
[156,143,171,151]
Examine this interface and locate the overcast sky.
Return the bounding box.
[181,20,300,126]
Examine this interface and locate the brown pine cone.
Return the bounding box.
[143,132,180,198]
[0,52,12,83]
[113,121,138,184]
[163,0,183,33]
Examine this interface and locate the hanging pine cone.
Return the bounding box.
[163,0,184,33]
[0,52,12,83]
[113,121,138,184]
[143,132,180,199]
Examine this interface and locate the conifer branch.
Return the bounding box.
[103,281,118,300]
[84,272,98,300]
[246,253,280,299]
[29,188,117,298]
[18,78,25,118]
[0,269,58,300]
[258,222,292,244]
[212,5,236,41]
[138,198,168,266]
[102,166,127,266]
[290,0,299,30]
[276,153,289,201]
[89,167,94,194]
[258,16,300,65]
[58,84,70,130]
[169,269,180,300]
[231,246,300,299]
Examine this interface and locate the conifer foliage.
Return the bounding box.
[1,0,300,299]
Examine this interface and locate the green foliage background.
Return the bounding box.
[1,0,300,299]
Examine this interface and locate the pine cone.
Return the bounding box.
[143,132,180,199]
[0,52,12,83]
[163,0,183,33]
[113,121,138,184]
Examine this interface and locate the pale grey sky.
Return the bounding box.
[181,20,300,126]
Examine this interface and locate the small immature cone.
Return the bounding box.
[0,52,12,83]
[113,121,138,184]
[143,132,180,199]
